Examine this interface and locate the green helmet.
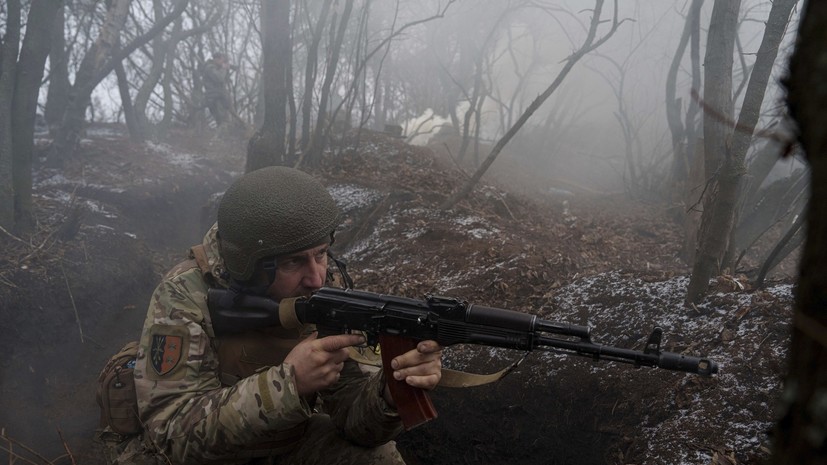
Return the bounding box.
[217,166,341,282]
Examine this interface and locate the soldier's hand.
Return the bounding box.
[384,340,443,406]
[285,332,364,396]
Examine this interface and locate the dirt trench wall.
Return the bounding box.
[0,180,225,463]
[0,234,156,462]
[394,349,644,465]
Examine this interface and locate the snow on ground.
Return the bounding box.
[548,271,792,465]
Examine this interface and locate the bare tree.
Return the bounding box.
[47,0,189,164]
[452,5,513,165]
[300,0,355,167]
[129,3,219,140]
[294,0,454,167]
[246,0,291,172]
[665,0,703,224]
[298,0,335,151]
[589,13,670,198]
[770,1,827,463]
[441,0,625,210]
[686,0,798,303]
[0,0,63,233]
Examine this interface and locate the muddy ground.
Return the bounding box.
[0,125,795,464]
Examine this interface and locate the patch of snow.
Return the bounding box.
[549,271,792,464]
[35,172,126,193]
[86,126,126,138]
[83,199,118,218]
[328,184,382,214]
[547,187,575,197]
[453,215,500,239]
[145,141,202,168]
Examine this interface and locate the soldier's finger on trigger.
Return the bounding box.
[320,334,364,352]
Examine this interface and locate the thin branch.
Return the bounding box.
[0,225,27,244]
[60,264,84,343]
[0,432,53,465]
[689,88,796,156]
[57,429,76,465]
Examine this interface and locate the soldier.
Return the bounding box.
[202,53,233,127]
[126,167,442,464]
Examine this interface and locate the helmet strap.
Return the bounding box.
[327,251,354,290]
[226,261,273,298]
[262,258,277,288]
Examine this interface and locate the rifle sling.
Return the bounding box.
[347,347,520,388]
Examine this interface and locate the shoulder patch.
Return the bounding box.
[148,325,190,379]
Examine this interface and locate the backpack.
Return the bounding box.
[96,341,141,436]
[95,245,211,437]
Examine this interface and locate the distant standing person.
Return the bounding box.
[202,53,233,127]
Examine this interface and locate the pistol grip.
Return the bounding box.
[378,335,437,430]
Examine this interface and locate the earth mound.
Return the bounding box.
[0,125,792,465]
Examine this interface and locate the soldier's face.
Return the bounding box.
[266,243,329,300]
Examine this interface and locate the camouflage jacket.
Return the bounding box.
[134,224,403,464]
[202,60,230,99]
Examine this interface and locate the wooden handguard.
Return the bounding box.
[378,334,437,429]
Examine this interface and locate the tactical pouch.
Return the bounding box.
[96,341,142,436]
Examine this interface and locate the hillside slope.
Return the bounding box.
[0,126,792,465]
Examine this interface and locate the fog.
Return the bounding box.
[1,0,809,463]
[76,0,801,195]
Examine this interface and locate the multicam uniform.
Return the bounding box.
[130,225,405,464]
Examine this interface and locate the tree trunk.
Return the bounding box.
[302,0,354,167]
[686,0,797,303]
[158,20,180,140]
[246,0,291,173]
[755,208,804,289]
[132,0,190,141]
[286,33,298,164]
[721,0,798,270]
[44,3,70,132]
[770,2,827,463]
[665,0,703,217]
[11,0,62,233]
[299,0,335,152]
[189,46,207,133]
[0,0,22,231]
[114,57,141,142]
[456,65,483,164]
[131,0,168,141]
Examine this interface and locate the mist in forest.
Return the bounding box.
[62,0,801,205]
[0,0,797,285]
[0,0,818,463]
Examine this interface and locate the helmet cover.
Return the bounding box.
[217,166,341,281]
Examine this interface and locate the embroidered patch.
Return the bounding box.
[150,333,184,376]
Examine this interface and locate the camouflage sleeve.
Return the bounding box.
[320,356,404,447]
[134,273,313,463]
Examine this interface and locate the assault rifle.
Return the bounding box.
[208,286,718,429]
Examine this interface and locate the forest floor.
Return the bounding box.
[0,124,796,465]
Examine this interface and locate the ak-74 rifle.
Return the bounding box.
[207,286,718,429]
